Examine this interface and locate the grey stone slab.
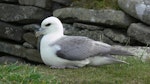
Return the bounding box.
[0,3,51,23]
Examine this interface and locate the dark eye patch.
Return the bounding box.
[45,23,51,27]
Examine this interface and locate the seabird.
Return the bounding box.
[36,16,133,68]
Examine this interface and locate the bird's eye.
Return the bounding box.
[45,23,51,27]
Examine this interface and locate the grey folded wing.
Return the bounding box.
[50,36,111,61]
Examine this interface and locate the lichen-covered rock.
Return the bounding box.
[0,56,26,64]
[0,0,18,3]
[53,8,136,28]
[23,24,40,32]
[127,23,150,44]
[0,41,42,63]
[19,0,52,10]
[0,3,51,23]
[0,21,24,42]
[118,0,150,25]
[73,23,104,30]
[104,29,130,44]
[23,32,37,47]
[63,23,116,44]
[23,42,34,48]
[52,0,73,6]
[63,24,103,41]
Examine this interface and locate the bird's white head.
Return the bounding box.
[36,16,64,37]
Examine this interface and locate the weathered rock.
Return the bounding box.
[25,49,42,63]
[0,3,51,23]
[73,23,104,30]
[53,8,136,28]
[72,30,117,44]
[23,32,37,47]
[113,45,150,62]
[0,56,25,64]
[63,23,116,44]
[0,21,24,42]
[23,42,34,48]
[104,29,130,44]
[118,0,150,25]
[52,0,73,11]
[63,23,77,35]
[73,30,104,41]
[23,24,40,32]
[0,41,42,63]
[51,1,65,11]
[0,0,18,3]
[18,0,52,10]
[102,36,118,45]
[128,23,150,45]
[64,23,102,40]
[52,0,73,6]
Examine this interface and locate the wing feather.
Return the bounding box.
[50,36,111,60]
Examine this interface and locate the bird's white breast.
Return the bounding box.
[40,34,66,66]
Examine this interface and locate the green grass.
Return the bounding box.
[0,57,150,84]
[0,64,58,84]
[72,0,120,10]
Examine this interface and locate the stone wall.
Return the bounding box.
[0,0,150,63]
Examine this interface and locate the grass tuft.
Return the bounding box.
[0,64,59,84]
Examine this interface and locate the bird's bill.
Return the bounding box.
[35,31,41,37]
[35,28,44,37]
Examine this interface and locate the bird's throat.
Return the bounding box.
[41,33,63,48]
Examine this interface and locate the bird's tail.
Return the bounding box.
[88,56,129,66]
[110,46,134,56]
[112,58,129,64]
